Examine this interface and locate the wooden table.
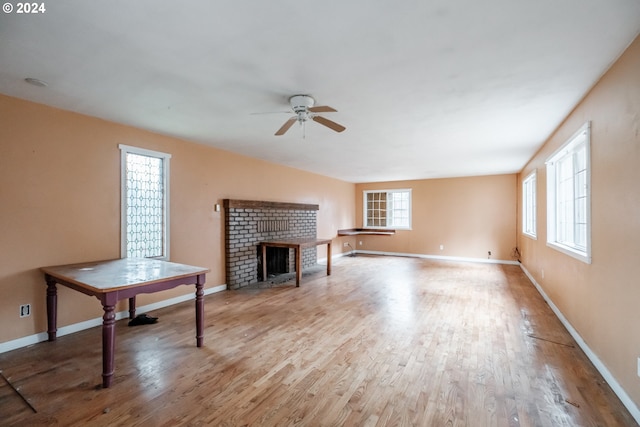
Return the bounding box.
[41,258,209,388]
[259,238,331,286]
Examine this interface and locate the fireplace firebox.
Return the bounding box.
[260,246,292,280]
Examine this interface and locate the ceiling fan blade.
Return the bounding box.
[312,115,346,133]
[308,106,337,113]
[250,110,292,115]
[275,117,297,135]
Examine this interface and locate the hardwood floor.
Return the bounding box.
[0,255,636,426]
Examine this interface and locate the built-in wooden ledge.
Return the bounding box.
[338,228,396,236]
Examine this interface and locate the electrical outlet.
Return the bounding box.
[19,304,31,318]
[488,250,492,258]
[439,244,444,250]
[359,241,363,246]
[343,242,349,247]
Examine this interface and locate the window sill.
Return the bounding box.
[546,241,591,264]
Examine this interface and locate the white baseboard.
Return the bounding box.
[354,249,520,265]
[0,284,227,354]
[318,250,352,264]
[519,264,640,424]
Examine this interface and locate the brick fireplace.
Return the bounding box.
[223,199,319,289]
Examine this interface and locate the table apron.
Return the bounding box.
[45,274,207,306]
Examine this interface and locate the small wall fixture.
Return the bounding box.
[24,77,48,87]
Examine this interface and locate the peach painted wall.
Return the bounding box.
[355,175,518,261]
[0,94,356,344]
[517,36,640,407]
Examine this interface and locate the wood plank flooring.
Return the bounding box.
[0,255,636,426]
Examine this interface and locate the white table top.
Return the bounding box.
[41,258,209,292]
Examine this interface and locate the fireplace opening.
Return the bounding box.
[260,246,290,280]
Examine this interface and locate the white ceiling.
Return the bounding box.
[1,1,639,183]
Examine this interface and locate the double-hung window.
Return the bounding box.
[546,122,591,263]
[363,189,411,229]
[119,145,171,259]
[522,170,537,239]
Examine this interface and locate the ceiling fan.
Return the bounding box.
[271,95,346,136]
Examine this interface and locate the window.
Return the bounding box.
[546,122,591,263]
[119,145,171,259]
[364,189,411,229]
[522,170,537,238]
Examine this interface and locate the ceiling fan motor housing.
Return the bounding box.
[289,95,315,114]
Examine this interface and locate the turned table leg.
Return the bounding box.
[128,297,136,319]
[195,276,205,347]
[101,302,116,388]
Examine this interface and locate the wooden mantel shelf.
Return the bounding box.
[224,199,319,211]
[338,228,396,236]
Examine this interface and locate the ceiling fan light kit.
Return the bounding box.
[273,95,345,136]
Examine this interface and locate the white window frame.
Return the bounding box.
[522,170,537,239]
[363,189,412,230]
[545,122,591,264]
[119,144,171,260]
